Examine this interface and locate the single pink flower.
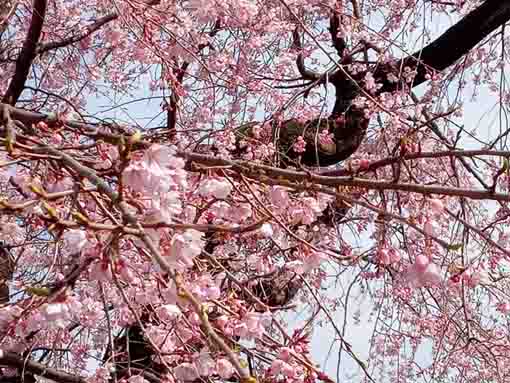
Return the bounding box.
[270,187,290,208]
[281,362,297,378]
[63,229,88,253]
[388,248,401,264]
[270,359,285,375]
[173,363,200,381]
[377,249,391,265]
[402,254,443,288]
[198,178,233,199]
[497,302,510,314]
[415,254,430,269]
[195,352,215,377]
[155,304,181,322]
[216,358,234,379]
[89,261,112,282]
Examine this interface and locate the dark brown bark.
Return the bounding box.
[0,242,14,305]
[0,352,84,383]
[292,28,322,81]
[2,0,47,105]
[328,7,346,59]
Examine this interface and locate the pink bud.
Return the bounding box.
[270,359,285,375]
[278,347,292,361]
[389,248,401,263]
[359,158,370,169]
[498,302,510,314]
[378,249,391,265]
[415,254,430,269]
[429,198,444,214]
[424,219,437,236]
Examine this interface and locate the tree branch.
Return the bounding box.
[37,13,118,54]
[166,19,221,140]
[329,10,346,59]
[183,151,510,203]
[2,0,47,105]
[292,28,321,81]
[166,61,188,140]
[376,0,510,92]
[0,351,85,383]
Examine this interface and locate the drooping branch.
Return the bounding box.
[0,351,85,383]
[375,0,510,92]
[182,151,510,203]
[292,28,322,81]
[2,0,47,105]
[37,13,118,55]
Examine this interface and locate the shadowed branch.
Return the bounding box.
[0,352,84,383]
[292,28,322,81]
[374,0,510,92]
[2,0,47,105]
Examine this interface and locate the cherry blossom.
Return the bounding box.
[198,178,233,199]
[62,230,88,253]
[292,136,307,153]
[402,254,443,288]
[173,363,200,382]
[216,358,234,379]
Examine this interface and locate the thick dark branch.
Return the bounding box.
[2,0,47,105]
[0,241,14,305]
[292,28,321,81]
[37,13,118,54]
[329,10,346,58]
[0,352,85,383]
[376,0,510,92]
[166,62,188,140]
